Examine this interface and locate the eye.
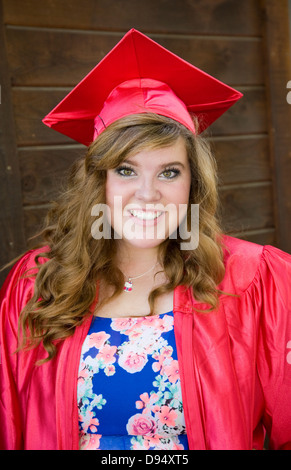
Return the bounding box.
[114,165,136,177]
[159,168,181,180]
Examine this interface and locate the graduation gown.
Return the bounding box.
[0,236,291,450]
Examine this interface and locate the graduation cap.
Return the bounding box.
[42,28,243,146]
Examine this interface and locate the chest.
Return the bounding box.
[95,286,174,318]
[77,313,188,450]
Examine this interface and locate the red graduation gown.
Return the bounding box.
[0,236,291,450]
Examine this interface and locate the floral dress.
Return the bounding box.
[77,311,188,450]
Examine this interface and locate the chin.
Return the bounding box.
[117,235,167,251]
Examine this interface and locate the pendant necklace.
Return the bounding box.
[123,262,158,292]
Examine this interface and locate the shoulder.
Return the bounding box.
[6,246,50,281]
[0,246,50,312]
[220,235,264,294]
[221,235,291,297]
[222,235,263,259]
[20,246,50,272]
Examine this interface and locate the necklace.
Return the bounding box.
[123,262,158,292]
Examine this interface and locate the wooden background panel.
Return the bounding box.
[212,136,271,185]
[2,0,262,36]
[5,27,264,87]
[210,87,268,136]
[262,0,291,252]
[12,87,268,147]
[19,145,84,205]
[12,88,71,146]
[19,137,271,206]
[236,229,276,246]
[0,0,26,271]
[219,183,274,233]
[23,205,50,247]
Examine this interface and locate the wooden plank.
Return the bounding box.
[261,0,291,254]
[12,87,268,147]
[212,136,271,185]
[23,204,50,248]
[12,87,71,146]
[3,0,262,37]
[5,27,264,87]
[210,87,268,137]
[19,137,271,205]
[0,0,26,285]
[231,228,276,246]
[19,145,84,205]
[219,182,274,233]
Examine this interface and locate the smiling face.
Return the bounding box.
[105,136,191,251]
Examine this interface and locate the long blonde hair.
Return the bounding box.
[18,113,225,361]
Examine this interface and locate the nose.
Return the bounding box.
[135,176,161,202]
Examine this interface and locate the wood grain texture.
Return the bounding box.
[261,0,291,253]
[5,27,264,87]
[0,0,26,285]
[2,0,262,36]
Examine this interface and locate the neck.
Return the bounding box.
[115,241,160,273]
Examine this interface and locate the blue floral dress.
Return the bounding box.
[77,311,188,450]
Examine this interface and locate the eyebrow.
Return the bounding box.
[123,159,186,169]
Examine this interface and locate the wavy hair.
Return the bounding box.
[18,113,225,362]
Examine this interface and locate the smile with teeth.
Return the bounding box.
[129,209,163,220]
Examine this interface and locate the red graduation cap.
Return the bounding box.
[42,28,243,146]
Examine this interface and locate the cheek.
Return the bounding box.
[168,180,191,204]
[106,175,124,209]
[106,172,137,208]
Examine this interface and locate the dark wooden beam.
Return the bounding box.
[261,0,291,253]
[0,0,26,286]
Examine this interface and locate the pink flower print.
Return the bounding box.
[152,404,160,413]
[104,364,115,376]
[156,406,177,427]
[97,344,117,364]
[111,317,136,332]
[127,328,143,341]
[132,439,150,450]
[142,316,160,328]
[88,331,110,349]
[79,432,102,450]
[152,353,163,373]
[152,347,173,374]
[164,359,180,383]
[78,364,90,382]
[136,392,150,409]
[162,345,173,358]
[146,434,164,447]
[173,442,185,450]
[136,392,158,411]
[161,314,174,331]
[79,411,99,433]
[126,413,156,436]
[86,433,102,450]
[118,348,148,373]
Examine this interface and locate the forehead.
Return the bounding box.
[124,136,188,166]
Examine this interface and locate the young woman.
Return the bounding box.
[0,29,290,450]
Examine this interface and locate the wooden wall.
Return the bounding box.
[1,0,291,285]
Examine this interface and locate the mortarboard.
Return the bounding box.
[42,29,243,146]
